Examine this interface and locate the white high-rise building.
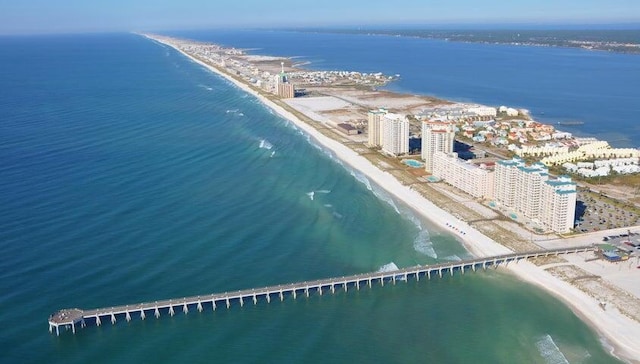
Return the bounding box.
[541,176,577,234]
[494,158,524,208]
[381,113,409,156]
[422,121,455,172]
[494,157,576,233]
[432,151,495,199]
[367,108,388,147]
[515,162,549,219]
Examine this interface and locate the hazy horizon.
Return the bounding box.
[1,0,639,35]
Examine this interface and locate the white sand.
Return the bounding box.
[146,34,640,362]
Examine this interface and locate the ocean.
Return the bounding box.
[0,32,626,363]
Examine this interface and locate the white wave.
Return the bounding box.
[198,84,213,91]
[226,109,239,113]
[270,151,276,158]
[238,112,244,116]
[377,262,399,272]
[306,192,315,201]
[443,255,462,262]
[259,139,273,150]
[535,335,569,364]
[323,204,333,208]
[350,170,373,191]
[375,191,400,214]
[332,211,343,219]
[413,230,437,258]
[315,189,331,194]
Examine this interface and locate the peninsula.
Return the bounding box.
[142,33,640,362]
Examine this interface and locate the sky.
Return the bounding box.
[0,0,639,35]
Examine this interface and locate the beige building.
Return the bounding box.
[277,83,294,98]
[494,157,576,233]
[381,113,409,156]
[367,108,388,147]
[422,121,455,172]
[432,152,495,199]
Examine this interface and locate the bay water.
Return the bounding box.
[178,30,640,148]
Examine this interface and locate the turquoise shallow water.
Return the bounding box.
[0,33,623,363]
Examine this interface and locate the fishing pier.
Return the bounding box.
[49,245,594,336]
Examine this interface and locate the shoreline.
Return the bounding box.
[144,34,640,362]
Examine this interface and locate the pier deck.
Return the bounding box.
[49,245,594,335]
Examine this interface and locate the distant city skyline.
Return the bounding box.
[1,0,639,35]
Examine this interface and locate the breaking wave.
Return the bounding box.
[535,335,569,364]
[350,170,373,191]
[259,139,273,150]
[377,262,399,272]
[443,255,462,262]
[413,229,437,258]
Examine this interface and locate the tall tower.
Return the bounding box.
[381,113,409,156]
[421,121,455,173]
[273,61,294,98]
[367,108,388,147]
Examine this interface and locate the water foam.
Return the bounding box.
[535,334,569,364]
[259,139,273,150]
[413,229,437,258]
[443,255,462,262]
[306,192,315,201]
[377,262,399,272]
[350,170,373,191]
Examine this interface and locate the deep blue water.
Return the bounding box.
[0,33,623,363]
[173,30,640,148]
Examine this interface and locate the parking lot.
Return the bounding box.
[575,188,640,233]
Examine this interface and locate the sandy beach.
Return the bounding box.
[145,34,640,362]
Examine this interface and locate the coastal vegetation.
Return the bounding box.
[300,28,640,54]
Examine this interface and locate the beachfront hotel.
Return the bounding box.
[367,108,388,147]
[540,176,578,233]
[381,113,409,156]
[274,62,295,99]
[432,151,495,199]
[421,121,455,172]
[494,158,577,233]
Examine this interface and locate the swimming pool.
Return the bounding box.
[402,159,424,168]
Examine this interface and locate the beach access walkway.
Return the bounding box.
[49,245,594,336]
